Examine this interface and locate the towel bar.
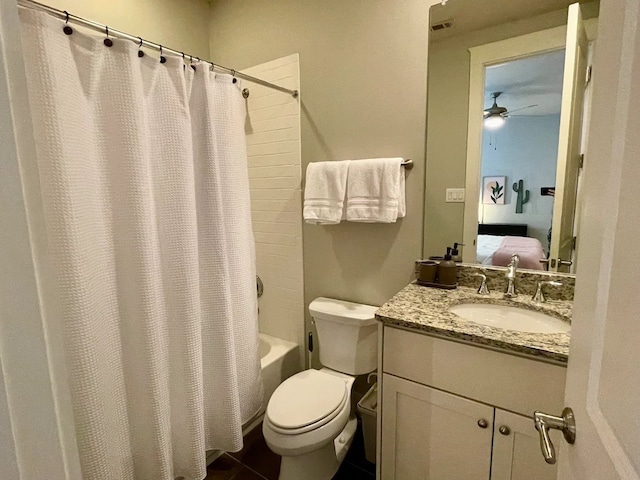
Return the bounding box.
[402,159,414,170]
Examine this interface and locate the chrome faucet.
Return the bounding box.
[504,254,520,298]
[473,272,490,295]
[532,280,563,303]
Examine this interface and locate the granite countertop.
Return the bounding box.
[376,282,572,364]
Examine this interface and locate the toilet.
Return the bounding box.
[262,297,378,480]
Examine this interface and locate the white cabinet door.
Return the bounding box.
[492,409,560,480]
[380,374,493,480]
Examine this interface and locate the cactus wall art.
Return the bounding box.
[512,179,530,213]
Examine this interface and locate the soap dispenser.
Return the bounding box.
[437,248,458,286]
[451,243,464,262]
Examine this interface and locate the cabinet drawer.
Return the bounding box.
[383,326,566,416]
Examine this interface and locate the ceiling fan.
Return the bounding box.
[483,91,538,129]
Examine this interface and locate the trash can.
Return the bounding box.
[357,382,378,464]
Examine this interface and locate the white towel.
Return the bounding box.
[346,158,406,223]
[303,160,351,224]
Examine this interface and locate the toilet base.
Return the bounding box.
[277,417,357,480]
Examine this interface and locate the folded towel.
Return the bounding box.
[303,160,351,224]
[398,165,406,218]
[346,158,405,223]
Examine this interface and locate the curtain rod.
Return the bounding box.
[16,0,300,98]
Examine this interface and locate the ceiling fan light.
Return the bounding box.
[484,114,505,130]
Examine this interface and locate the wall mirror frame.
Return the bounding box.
[424,1,598,272]
[463,4,597,272]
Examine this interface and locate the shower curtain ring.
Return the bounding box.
[137,37,144,57]
[232,69,237,84]
[160,45,166,64]
[103,26,113,47]
[62,10,73,35]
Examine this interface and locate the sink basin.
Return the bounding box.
[448,303,570,334]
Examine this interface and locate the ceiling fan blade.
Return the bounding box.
[505,114,552,117]
[506,104,539,114]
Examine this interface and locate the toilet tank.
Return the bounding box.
[309,297,378,375]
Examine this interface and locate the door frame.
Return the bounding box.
[462,20,598,264]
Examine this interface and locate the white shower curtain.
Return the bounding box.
[17,8,263,480]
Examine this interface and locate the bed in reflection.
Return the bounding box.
[476,223,546,270]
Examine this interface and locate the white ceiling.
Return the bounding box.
[484,49,565,116]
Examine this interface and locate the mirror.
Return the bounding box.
[423,0,599,273]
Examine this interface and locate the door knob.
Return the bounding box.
[477,418,489,429]
[498,425,510,435]
[557,258,573,266]
[533,407,576,464]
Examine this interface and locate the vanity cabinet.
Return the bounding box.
[381,374,493,480]
[379,326,566,480]
[491,409,559,480]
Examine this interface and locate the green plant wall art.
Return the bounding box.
[482,176,506,204]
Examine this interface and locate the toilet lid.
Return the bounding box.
[266,370,348,430]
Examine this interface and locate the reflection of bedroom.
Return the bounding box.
[477,50,564,269]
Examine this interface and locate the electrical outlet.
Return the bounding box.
[445,188,465,203]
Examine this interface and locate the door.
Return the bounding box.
[548,3,588,273]
[553,0,640,477]
[380,374,493,480]
[492,409,559,480]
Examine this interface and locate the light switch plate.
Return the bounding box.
[446,188,465,203]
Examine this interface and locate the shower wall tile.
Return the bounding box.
[243,54,304,368]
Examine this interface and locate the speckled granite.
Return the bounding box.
[456,264,576,301]
[414,261,576,300]
[376,282,571,364]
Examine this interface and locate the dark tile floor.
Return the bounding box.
[206,420,375,480]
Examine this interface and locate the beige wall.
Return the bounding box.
[209,0,432,315]
[423,3,599,257]
[38,0,210,59]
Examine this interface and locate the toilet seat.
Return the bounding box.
[266,370,348,435]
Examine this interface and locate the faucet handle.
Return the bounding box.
[472,272,490,295]
[532,280,563,303]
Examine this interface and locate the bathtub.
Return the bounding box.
[207,333,301,465]
[259,333,300,405]
[243,333,300,434]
